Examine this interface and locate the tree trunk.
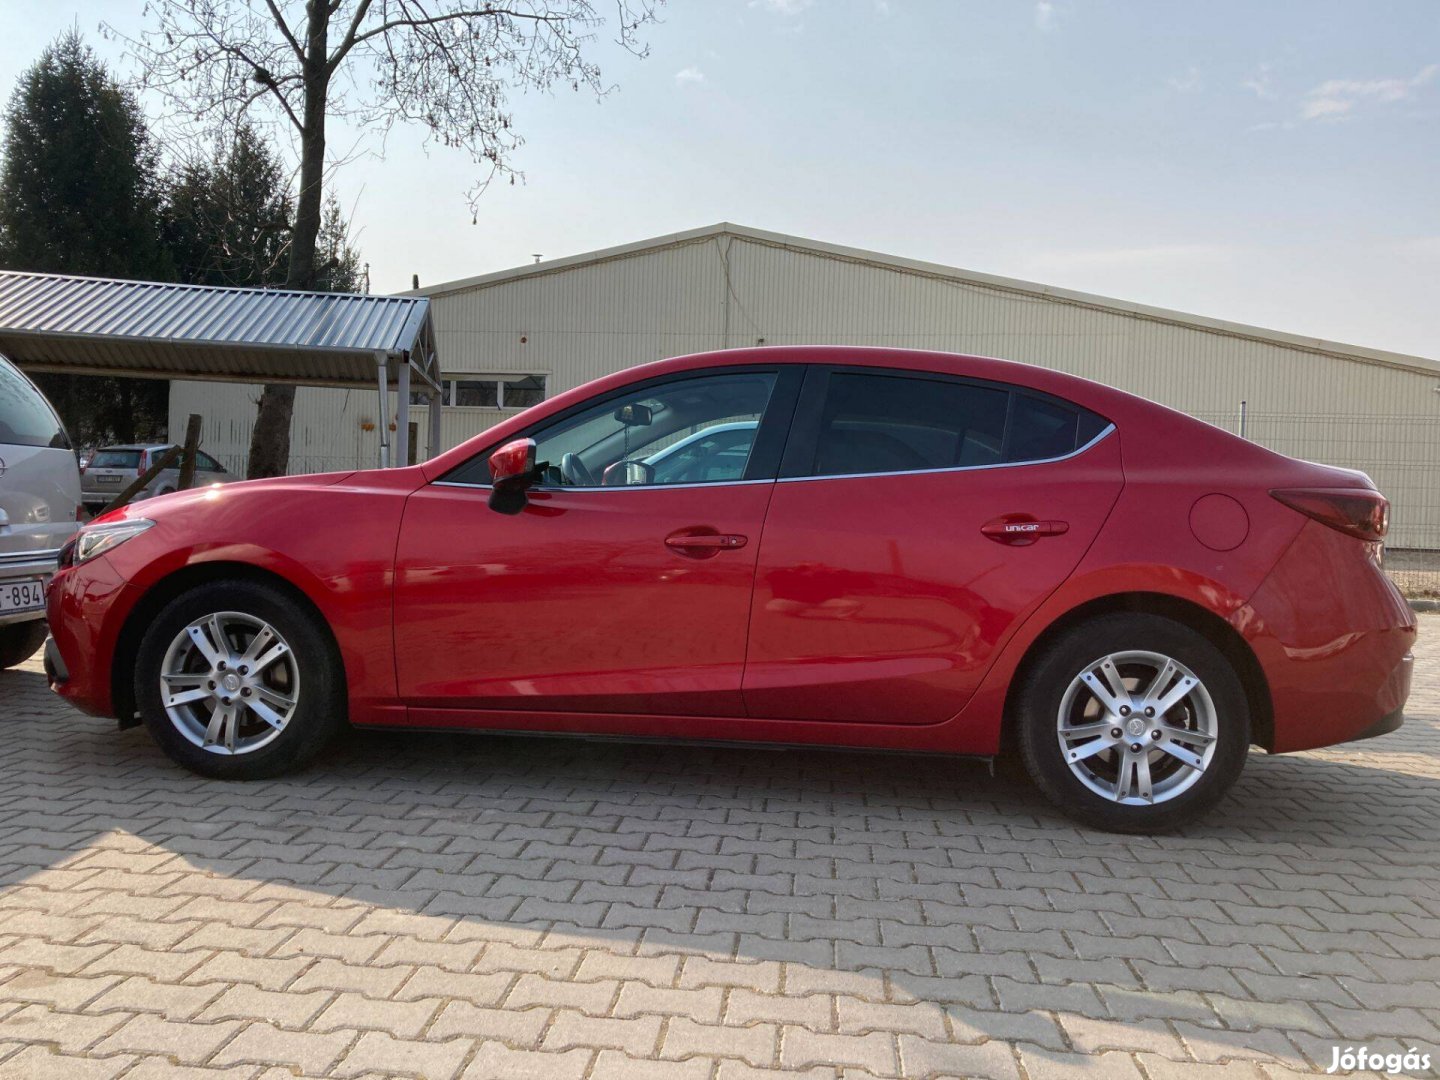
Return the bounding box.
[245,1,330,480]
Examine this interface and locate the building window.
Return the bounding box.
[411,374,548,410]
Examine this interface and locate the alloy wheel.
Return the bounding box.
[1056,649,1218,805]
[159,611,300,755]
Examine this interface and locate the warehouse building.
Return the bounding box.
[170,223,1440,548]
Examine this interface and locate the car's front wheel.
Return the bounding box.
[1016,614,1250,833]
[134,579,344,779]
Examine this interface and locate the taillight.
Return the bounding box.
[1271,488,1388,542]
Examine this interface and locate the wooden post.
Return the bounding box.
[176,414,203,491]
[99,445,184,516]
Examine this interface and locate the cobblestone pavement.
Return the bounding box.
[1,617,1436,1079]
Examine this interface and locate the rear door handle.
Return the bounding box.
[665,531,749,556]
[981,518,1069,544]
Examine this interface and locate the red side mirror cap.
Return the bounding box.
[488,438,538,515]
[489,438,537,491]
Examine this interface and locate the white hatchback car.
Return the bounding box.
[0,355,81,668]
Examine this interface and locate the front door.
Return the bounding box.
[393,366,798,718]
[742,366,1123,725]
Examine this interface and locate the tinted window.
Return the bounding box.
[0,360,69,449]
[811,373,1008,477]
[1007,393,1087,462]
[90,449,143,469]
[447,370,777,488]
[197,452,224,471]
[804,371,1107,478]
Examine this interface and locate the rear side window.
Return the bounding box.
[0,360,70,450]
[90,449,143,469]
[1006,392,1108,463]
[802,370,1107,478]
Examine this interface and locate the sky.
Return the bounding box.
[2,1,1438,358]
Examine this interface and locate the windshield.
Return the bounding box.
[0,360,70,450]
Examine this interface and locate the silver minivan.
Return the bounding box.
[0,356,81,668]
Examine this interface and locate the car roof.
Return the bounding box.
[96,443,173,451]
[422,345,1235,481]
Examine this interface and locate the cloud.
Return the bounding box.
[1242,62,1277,100]
[1167,67,1203,94]
[673,66,705,86]
[1034,1,1057,31]
[750,0,813,13]
[1301,63,1438,121]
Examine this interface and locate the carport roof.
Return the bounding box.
[0,270,436,388]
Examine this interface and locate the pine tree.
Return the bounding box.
[0,30,170,445]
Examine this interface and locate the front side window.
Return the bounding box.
[445,370,779,488]
[0,360,69,450]
[528,371,776,488]
[803,370,1108,478]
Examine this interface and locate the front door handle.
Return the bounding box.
[981,517,1069,545]
[665,530,749,557]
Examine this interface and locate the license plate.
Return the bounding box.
[95,475,122,485]
[0,578,45,615]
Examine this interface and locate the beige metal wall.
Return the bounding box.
[173,231,1440,547]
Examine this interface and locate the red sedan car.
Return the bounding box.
[45,347,1415,832]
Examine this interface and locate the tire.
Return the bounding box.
[1015,614,1250,833]
[0,621,47,669]
[134,579,345,779]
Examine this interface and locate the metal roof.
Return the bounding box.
[412,222,1440,379]
[0,270,435,388]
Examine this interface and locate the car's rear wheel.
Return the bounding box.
[0,621,47,669]
[1015,614,1250,833]
[134,579,344,779]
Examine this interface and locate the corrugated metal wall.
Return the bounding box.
[173,231,1440,547]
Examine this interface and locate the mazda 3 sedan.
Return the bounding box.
[45,347,1415,832]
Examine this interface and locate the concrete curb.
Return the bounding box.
[1409,598,1440,613]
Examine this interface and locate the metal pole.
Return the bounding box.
[396,356,410,468]
[376,352,391,469]
[428,350,443,461]
[1238,399,1248,440]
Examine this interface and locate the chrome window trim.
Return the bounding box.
[426,424,1114,494]
[431,478,777,493]
[777,422,1116,483]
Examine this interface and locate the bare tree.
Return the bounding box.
[121,1,659,478]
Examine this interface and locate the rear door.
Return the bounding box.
[742,365,1123,724]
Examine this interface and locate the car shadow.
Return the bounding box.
[3,662,1437,1070]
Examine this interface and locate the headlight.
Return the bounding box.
[63,519,155,567]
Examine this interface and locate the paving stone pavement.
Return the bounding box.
[0,617,1436,1079]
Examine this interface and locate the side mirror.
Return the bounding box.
[612,402,653,427]
[487,437,537,515]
